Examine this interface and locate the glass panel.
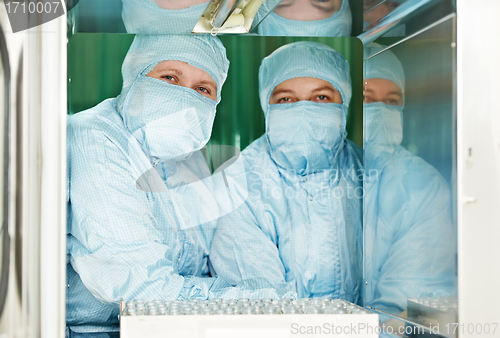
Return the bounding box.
[68,0,364,37]
[0,24,9,318]
[363,0,408,30]
[363,15,457,327]
[362,0,455,42]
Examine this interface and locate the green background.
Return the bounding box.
[67,34,363,149]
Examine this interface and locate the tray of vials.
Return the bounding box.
[120,298,380,338]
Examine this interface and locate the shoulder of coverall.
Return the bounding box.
[67,99,147,168]
[258,41,352,113]
[379,146,451,211]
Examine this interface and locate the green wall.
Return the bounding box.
[68,34,363,149]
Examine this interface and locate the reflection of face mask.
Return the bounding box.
[266,101,345,175]
[364,102,403,157]
[121,76,217,163]
[257,0,351,36]
[122,0,208,34]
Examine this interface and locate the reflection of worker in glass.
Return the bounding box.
[211,42,363,303]
[121,0,209,34]
[258,0,352,36]
[66,35,292,335]
[363,43,455,315]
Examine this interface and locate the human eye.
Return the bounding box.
[160,74,177,83]
[385,97,402,106]
[277,97,292,103]
[317,95,329,101]
[196,86,210,94]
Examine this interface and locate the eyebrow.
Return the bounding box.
[271,89,294,96]
[197,80,217,89]
[363,88,402,97]
[160,68,183,76]
[386,91,402,97]
[312,85,338,93]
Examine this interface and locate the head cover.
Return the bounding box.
[119,35,229,106]
[363,44,405,166]
[115,35,229,164]
[364,43,405,96]
[122,0,209,34]
[257,0,351,37]
[259,41,352,113]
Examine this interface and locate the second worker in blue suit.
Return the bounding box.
[211,41,363,303]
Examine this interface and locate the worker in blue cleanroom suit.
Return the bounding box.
[210,41,364,304]
[258,0,351,36]
[363,43,456,315]
[66,35,294,336]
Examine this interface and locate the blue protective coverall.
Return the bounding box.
[363,43,456,314]
[210,41,364,304]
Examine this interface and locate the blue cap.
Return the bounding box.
[364,43,405,94]
[259,41,352,113]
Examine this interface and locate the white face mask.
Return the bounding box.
[266,101,346,175]
[363,102,403,161]
[121,76,217,164]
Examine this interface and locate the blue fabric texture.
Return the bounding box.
[121,0,209,34]
[257,0,351,36]
[67,35,294,333]
[211,42,363,303]
[363,45,456,314]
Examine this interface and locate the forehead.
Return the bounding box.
[272,77,337,92]
[150,60,216,84]
[364,78,402,94]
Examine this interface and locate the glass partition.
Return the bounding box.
[0,24,10,318]
[363,15,457,327]
[361,0,455,44]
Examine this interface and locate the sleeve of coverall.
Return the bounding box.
[68,126,295,304]
[370,171,456,313]
[210,197,292,293]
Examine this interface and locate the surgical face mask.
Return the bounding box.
[257,0,351,37]
[122,0,208,34]
[121,76,217,164]
[364,102,403,158]
[266,101,345,175]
